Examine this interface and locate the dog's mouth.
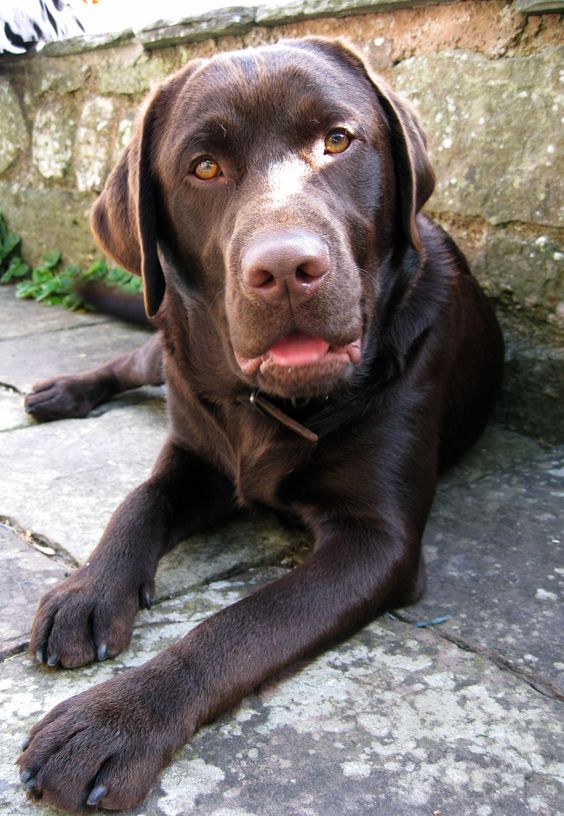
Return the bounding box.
[234,332,362,392]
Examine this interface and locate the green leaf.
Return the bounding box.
[32,267,54,283]
[0,230,21,261]
[15,280,38,299]
[43,295,64,306]
[0,257,29,283]
[62,291,83,310]
[42,250,62,269]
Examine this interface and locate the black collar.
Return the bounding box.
[237,391,319,443]
[237,352,398,445]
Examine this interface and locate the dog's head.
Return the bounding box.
[92,38,434,399]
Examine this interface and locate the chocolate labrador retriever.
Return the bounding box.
[19,37,503,812]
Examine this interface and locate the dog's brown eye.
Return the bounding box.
[193,158,222,180]
[324,129,351,155]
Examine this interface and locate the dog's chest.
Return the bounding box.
[169,385,310,508]
[230,412,310,508]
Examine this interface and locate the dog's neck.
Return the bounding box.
[235,347,400,445]
[238,391,319,443]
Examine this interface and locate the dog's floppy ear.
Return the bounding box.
[373,82,435,252]
[295,38,435,251]
[91,64,202,318]
[91,94,163,318]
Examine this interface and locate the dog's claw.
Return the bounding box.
[97,643,108,661]
[47,654,59,667]
[20,770,31,783]
[141,587,152,610]
[21,738,30,752]
[35,648,44,664]
[86,784,108,806]
[24,776,39,792]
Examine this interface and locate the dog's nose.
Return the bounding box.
[242,231,329,306]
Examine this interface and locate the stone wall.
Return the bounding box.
[0,0,562,440]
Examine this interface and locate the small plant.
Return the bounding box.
[81,260,144,295]
[0,211,29,283]
[0,212,142,310]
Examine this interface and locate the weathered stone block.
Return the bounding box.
[0,402,167,563]
[256,0,451,25]
[394,48,564,228]
[516,0,564,11]
[496,327,564,445]
[32,100,75,180]
[0,320,151,392]
[1,571,562,816]
[112,115,136,163]
[0,390,34,433]
[34,61,91,95]
[474,229,564,333]
[94,44,170,95]
[97,59,169,95]
[0,79,29,175]
[42,28,134,57]
[74,96,115,193]
[0,183,98,268]
[138,7,257,49]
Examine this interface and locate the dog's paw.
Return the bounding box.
[18,667,187,813]
[25,376,97,422]
[30,564,153,668]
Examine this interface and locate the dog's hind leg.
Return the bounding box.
[25,332,163,422]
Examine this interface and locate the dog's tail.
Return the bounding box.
[77,281,152,327]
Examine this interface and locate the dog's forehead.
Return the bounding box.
[177,44,374,127]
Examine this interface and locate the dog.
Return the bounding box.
[19,37,504,813]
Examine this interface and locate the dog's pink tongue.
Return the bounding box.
[268,334,330,366]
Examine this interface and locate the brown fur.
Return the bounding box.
[20,38,503,813]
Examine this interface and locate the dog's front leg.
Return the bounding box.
[19,517,421,813]
[29,439,234,668]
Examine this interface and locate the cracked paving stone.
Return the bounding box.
[0,569,562,816]
[0,399,304,603]
[0,401,169,563]
[0,524,70,659]
[153,511,308,601]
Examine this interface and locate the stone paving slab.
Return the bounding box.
[0,286,108,341]
[1,295,563,816]
[0,389,34,432]
[153,513,307,602]
[0,401,168,563]
[1,571,562,816]
[439,424,543,489]
[0,405,304,602]
[0,383,166,433]
[0,524,69,660]
[0,320,152,393]
[408,446,564,697]
[0,285,153,433]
